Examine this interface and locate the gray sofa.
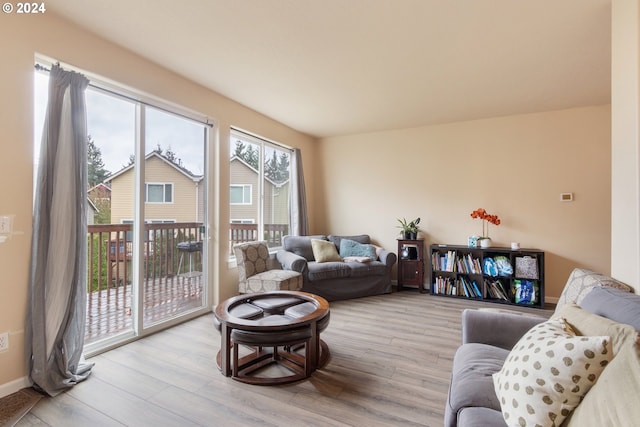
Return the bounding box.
[445,268,640,427]
[276,234,397,301]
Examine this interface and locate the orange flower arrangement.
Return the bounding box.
[470,208,501,239]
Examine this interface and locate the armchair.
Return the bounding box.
[234,241,302,294]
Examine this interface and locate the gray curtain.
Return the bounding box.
[27,64,94,396]
[289,148,309,236]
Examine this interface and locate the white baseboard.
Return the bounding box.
[545,296,559,304]
[0,376,33,399]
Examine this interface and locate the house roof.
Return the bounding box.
[88,183,111,194]
[48,0,611,138]
[107,151,204,183]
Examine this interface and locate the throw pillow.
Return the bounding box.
[579,286,640,332]
[343,256,373,263]
[555,268,631,312]
[373,245,384,259]
[311,239,342,263]
[339,238,377,260]
[493,317,612,427]
[554,302,639,354]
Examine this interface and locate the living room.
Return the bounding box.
[1,0,639,424]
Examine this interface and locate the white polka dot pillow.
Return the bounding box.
[492,317,612,427]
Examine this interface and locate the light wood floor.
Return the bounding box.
[19,291,553,427]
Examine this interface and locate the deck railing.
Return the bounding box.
[85,222,288,342]
[229,223,288,248]
[228,223,288,255]
[87,222,204,289]
[87,222,288,290]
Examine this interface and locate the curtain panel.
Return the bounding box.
[289,148,309,236]
[27,64,94,396]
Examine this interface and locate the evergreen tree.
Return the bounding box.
[232,140,259,170]
[233,140,289,181]
[277,152,290,182]
[233,140,247,158]
[244,145,259,170]
[265,150,279,182]
[87,135,110,187]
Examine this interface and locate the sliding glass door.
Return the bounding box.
[35,66,210,352]
[141,106,207,329]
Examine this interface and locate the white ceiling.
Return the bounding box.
[48,0,612,138]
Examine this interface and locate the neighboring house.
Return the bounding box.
[229,155,289,226]
[87,183,111,202]
[87,182,111,225]
[87,198,98,225]
[107,151,204,225]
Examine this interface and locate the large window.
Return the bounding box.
[229,129,291,252]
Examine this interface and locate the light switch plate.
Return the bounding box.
[560,193,573,202]
[0,215,13,234]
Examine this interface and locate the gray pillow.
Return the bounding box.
[282,235,326,261]
[580,286,640,331]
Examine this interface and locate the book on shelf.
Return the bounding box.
[471,280,482,298]
[432,250,457,272]
[457,276,481,298]
[433,276,482,299]
[457,253,482,274]
[485,279,509,301]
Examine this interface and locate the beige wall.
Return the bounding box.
[0,12,317,394]
[317,106,612,300]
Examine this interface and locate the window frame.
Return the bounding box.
[229,128,292,257]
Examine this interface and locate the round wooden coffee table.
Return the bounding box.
[214,290,330,385]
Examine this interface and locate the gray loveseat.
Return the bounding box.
[445,268,640,427]
[276,234,397,301]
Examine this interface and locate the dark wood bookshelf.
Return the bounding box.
[429,244,545,308]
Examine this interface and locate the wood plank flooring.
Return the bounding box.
[19,292,553,427]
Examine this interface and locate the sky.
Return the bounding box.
[34,72,206,177]
[34,71,289,183]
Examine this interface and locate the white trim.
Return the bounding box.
[231,127,293,152]
[0,376,32,399]
[230,219,255,224]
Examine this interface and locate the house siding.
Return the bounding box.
[110,155,202,224]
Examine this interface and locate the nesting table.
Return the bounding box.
[214,290,330,385]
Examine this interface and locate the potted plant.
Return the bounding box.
[397,217,421,239]
[470,208,501,247]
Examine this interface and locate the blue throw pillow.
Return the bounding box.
[339,239,377,260]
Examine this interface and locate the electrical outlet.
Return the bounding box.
[0,332,9,351]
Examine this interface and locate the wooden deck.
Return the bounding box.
[85,274,204,344]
